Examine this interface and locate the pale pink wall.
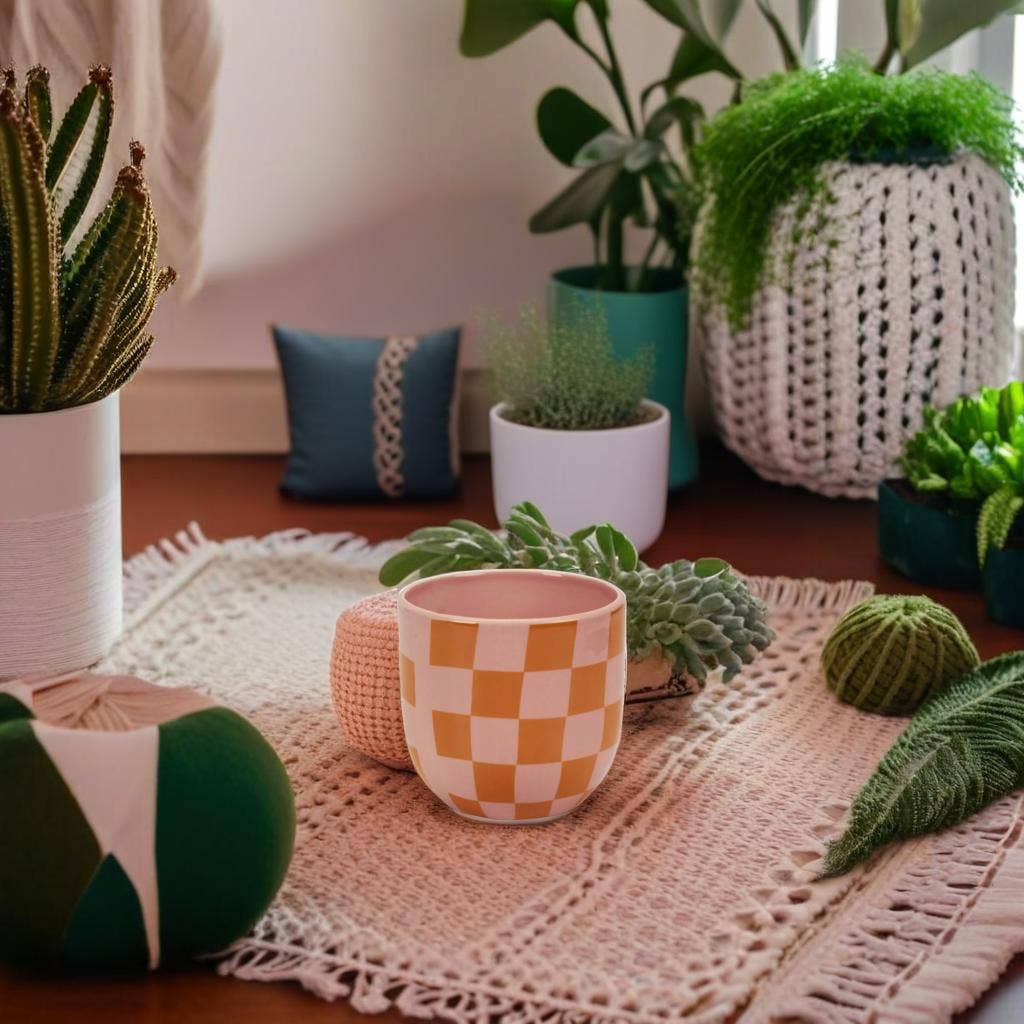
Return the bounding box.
[148,0,791,371]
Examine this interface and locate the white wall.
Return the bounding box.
[147,0,794,372]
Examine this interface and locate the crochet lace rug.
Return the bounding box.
[102,526,1024,1024]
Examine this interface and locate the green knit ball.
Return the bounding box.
[821,595,979,715]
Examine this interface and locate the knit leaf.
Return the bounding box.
[822,652,1024,877]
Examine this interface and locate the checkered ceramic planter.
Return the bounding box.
[397,569,627,824]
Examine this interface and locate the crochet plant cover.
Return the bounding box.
[101,526,1024,1024]
[695,154,1016,499]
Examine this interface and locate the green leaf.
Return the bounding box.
[798,0,817,46]
[901,0,1021,69]
[528,160,621,233]
[644,96,705,140]
[378,546,442,587]
[573,128,633,168]
[705,0,745,40]
[822,653,1024,877]
[755,0,800,70]
[612,529,639,571]
[537,87,612,167]
[459,0,582,56]
[666,33,741,87]
[694,557,727,579]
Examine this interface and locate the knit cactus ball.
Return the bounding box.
[821,595,979,715]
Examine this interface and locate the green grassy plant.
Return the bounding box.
[486,304,653,431]
[694,58,1023,328]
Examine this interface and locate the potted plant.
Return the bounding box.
[485,305,668,551]
[457,0,745,490]
[882,382,1024,627]
[0,65,176,677]
[692,56,1022,498]
[379,501,775,701]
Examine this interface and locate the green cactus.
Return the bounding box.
[379,501,775,687]
[0,63,174,414]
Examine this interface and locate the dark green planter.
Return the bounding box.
[983,548,1024,628]
[877,480,981,589]
[548,266,698,490]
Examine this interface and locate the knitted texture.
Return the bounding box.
[97,526,1024,1024]
[694,154,1017,499]
[821,595,980,716]
[329,589,412,770]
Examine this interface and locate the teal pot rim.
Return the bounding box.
[877,479,981,590]
[983,546,1024,628]
[552,265,683,296]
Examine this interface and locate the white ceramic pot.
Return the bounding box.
[0,393,122,678]
[489,400,670,551]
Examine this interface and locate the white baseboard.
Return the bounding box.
[120,366,494,455]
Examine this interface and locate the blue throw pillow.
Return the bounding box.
[273,325,461,500]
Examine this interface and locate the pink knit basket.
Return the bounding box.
[329,589,413,771]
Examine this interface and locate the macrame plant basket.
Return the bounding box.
[694,153,1017,499]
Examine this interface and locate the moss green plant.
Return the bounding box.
[694,57,1023,328]
[0,64,175,414]
[822,651,1024,877]
[899,381,1024,565]
[821,595,979,716]
[486,304,653,431]
[378,501,774,685]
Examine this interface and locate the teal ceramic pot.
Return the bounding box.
[877,480,981,589]
[548,266,698,490]
[983,548,1024,628]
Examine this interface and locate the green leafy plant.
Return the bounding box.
[0,64,175,414]
[694,57,1024,327]
[486,304,653,430]
[379,501,774,685]
[459,1,1018,294]
[822,651,1024,877]
[900,382,1024,565]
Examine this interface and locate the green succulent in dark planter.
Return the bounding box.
[899,382,1024,565]
[380,501,774,694]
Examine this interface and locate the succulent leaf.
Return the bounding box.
[378,501,775,686]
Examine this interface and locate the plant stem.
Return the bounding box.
[595,12,638,136]
[873,40,895,75]
[604,213,624,290]
[636,232,661,291]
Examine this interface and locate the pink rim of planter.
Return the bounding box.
[399,568,625,625]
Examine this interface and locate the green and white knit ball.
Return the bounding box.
[821,595,979,715]
[0,675,295,969]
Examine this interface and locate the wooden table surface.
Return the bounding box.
[3,446,1021,1023]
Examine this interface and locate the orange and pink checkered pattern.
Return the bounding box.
[398,604,626,822]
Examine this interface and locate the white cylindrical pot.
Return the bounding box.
[489,400,669,551]
[0,393,122,678]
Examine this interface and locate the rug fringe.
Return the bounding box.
[745,575,875,616]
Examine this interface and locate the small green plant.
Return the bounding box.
[899,381,1024,565]
[0,64,175,414]
[694,58,1024,328]
[486,304,653,431]
[379,501,774,685]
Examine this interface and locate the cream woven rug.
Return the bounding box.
[103,526,1024,1024]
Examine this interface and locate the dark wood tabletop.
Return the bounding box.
[2,445,1020,1023]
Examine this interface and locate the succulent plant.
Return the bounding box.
[379,501,774,687]
[0,63,175,414]
[899,381,1024,565]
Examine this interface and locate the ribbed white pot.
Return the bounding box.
[489,400,669,552]
[694,153,1016,499]
[0,393,122,678]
